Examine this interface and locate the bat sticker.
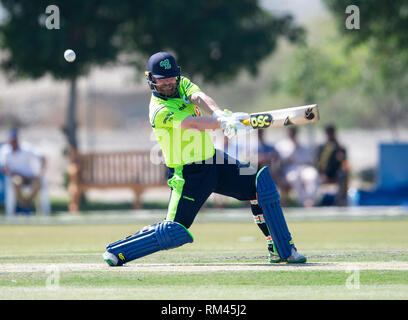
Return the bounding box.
[250,114,273,128]
[305,108,315,120]
[284,116,294,126]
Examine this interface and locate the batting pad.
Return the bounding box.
[105,221,193,265]
[256,167,293,259]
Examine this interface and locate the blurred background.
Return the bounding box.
[0,0,407,215]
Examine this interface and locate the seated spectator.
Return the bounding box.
[0,128,51,215]
[256,130,281,183]
[276,127,319,207]
[315,125,349,206]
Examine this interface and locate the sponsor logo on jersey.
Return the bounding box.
[179,104,188,111]
[250,114,272,128]
[163,112,174,124]
[194,106,201,117]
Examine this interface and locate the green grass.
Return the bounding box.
[2,270,408,288]
[16,197,245,213]
[1,271,407,300]
[0,219,408,299]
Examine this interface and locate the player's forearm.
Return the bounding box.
[180,116,220,131]
[189,91,221,115]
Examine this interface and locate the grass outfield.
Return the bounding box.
[0,219,408,299]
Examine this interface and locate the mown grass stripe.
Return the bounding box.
[1,270,408,288]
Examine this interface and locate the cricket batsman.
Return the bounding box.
[103,52,306,266]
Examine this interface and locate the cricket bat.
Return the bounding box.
[241,104,319,129]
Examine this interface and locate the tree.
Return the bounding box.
[283,45,354,105]
[119,0,304,83]
[0,0,136,150]
[276,18,368,127]
[323,0,408,137]
[324,0,408,52]
[0,0,303,150]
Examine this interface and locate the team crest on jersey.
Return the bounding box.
[194,106,201,117]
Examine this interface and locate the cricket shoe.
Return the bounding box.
[268,244,284,263]
[286,247,307,264]
[102,251,123,267]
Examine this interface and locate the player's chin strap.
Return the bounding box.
[144,68,181,99]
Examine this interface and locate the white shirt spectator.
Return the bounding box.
[275,139,314,169]
[275,132,319,207]
[0,142,43,178]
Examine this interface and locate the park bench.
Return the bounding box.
[67,149,168,212]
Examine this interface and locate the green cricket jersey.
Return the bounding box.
[149,76,215,168]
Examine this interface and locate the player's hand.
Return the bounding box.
[220,112,252,139]
[212,109,233,120]
[231,112,250,123]
[231,112,252,135]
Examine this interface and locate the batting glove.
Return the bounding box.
[220,112,252,139]
[212,109,233,120]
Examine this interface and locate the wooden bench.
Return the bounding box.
[67,149,168,212]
